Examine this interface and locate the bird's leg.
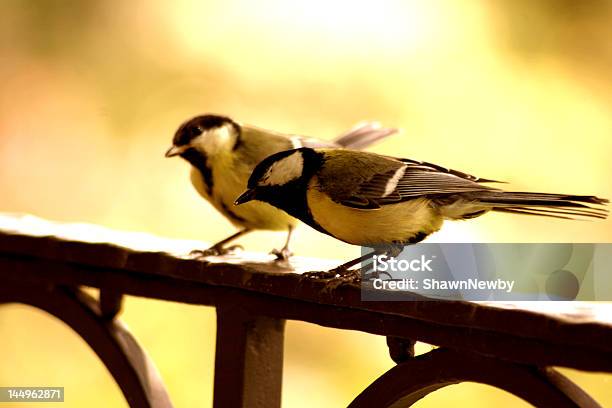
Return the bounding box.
[270,226,294,261]
[303,248,388,281]
[335,250,382,271]
[190,229,252,258]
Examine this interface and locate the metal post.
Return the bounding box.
[213,304,285,408]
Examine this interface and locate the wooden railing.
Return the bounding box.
[0,214,610,407]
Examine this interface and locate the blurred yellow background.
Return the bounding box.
[1,0,611,407]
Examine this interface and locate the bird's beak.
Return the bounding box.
[165,145,186,158]
[235,189,257,205]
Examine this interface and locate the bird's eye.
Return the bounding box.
[190,126,203,137]
[175,125,203,146]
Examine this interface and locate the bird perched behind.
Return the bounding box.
[165,115,397,260]
[235,147,609,274]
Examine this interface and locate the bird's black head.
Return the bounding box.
[234,147,324,212]
[165,114,241,158]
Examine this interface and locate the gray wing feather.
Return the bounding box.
[397,158,502,183]
[333,122,398,149]
[345,161,500,208]
[338,156,608,220]
[294,122,398,150]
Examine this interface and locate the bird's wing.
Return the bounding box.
[290,121,398,150]
[318,151,502,209]
[331,121,398,149]
[396,158,502,184]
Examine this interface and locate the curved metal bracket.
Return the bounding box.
[0,283,172,408]
[349,347,601,408]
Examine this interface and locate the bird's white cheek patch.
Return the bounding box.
[193,125,234,154]
[261,151,304,186]
[383,165,407,197]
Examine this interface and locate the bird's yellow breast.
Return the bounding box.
[190,164,296,231]
[307,178,443,246]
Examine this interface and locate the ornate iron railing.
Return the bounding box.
[0,214,610,407]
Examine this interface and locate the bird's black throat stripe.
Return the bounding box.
[221,202,247,223]
[262,183,330,236]
[404,231,428,245]
[257,149,331,236]
[231,126,243,151]
[181,148,214,196]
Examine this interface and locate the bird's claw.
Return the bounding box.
[362,270,392,281]
[189,244,243,258]
[302,267,361,283]
[270,247,293,262]
[224,244,244,253]
[302,270,338,280]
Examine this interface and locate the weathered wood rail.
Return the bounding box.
[0,214,611,407]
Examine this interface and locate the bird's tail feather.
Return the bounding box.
[475,192,609,220]
[333,121,398,149]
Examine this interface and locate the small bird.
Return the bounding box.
[235,147,609,274]
[165,115,397,260]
